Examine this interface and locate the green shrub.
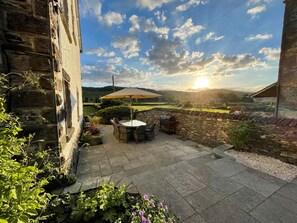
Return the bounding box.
[43,181,178,223]
[0,98,50,223]
[96,106,132,123]
[100,99,127,109]
[89,116,101,126]
[228,120,254,149]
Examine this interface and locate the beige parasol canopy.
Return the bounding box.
[100,88,161,99]
[100,88,161,121]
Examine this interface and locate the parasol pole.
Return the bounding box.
[130,96,133,123]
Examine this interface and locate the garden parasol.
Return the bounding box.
[100,88,161,121]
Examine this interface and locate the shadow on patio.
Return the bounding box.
[63,125,297,223]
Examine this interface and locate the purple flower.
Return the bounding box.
[132,211,137,216]
[139,211,145,216]
[151,202,155,207]
[141,216,147,223]
[143,194,149,200]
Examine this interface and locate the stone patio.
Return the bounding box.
[63,125,297,223]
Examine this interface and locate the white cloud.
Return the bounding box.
[82,64,151,87]
[144,36,266,76]
[129,15,169,38]
[176,0,208,12]
[81,65,97,74]
[80,0,102,19]
[112,37,140,58]
[154,11,167,22]
[85,48,116,57]
[137,0,173,10]
[195,32,224,45]
[204,32,224,41]
[247,5,266,18]
[107,57,123,64]
[102,11,125,26]
[173,18,204,40]
[245,33,273,41]
[259,47,280,60]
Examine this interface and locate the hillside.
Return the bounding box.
[82,86,249,102]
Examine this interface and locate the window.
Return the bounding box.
[63,79,72,130]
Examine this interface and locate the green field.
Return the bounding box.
[83,103,229,117]
[132,105,229,113]
[83,105,98,116]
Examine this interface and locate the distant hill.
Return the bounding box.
[82,86,249,102]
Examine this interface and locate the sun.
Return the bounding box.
[193,77,209,89]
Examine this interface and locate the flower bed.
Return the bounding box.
[43,181,178,223]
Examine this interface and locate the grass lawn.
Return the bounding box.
[132,104,229,113]
[83,105,98,116]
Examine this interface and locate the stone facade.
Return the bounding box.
[0,0,83,173]
[137,109,297,165]
[276,0,297,118]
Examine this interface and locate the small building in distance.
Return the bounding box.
[250,83,277,103]
[0,0,83,173]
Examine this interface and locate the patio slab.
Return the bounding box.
[62,125,297,223]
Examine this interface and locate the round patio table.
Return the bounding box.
[119,120,146,127]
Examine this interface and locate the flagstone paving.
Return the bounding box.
[63,125,297,223]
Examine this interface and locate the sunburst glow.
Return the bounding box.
[193,77,209,89]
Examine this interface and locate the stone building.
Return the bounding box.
[0,0,83,172]
[276,0,297,118]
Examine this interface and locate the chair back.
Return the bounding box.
[136,125,146,134]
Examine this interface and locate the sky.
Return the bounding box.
[79,0,284,92]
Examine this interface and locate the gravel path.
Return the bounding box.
[225,150,297,182]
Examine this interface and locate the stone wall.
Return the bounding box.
[136,108,297,165]
[277,0,297,118]
[0,0,83,173]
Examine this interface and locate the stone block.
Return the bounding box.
[7,53,51,72]
[11,90,55,108]
[227,187,265,213]
[185,187,223,213]
[201,199,258,223]
[250,198,297,223]
[34,37,51,54]
[34,0,49,18]
[231,170,281,197]
[206,158,247,177]
[7,12,49,35]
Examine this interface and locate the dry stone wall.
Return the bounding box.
[136,108,297,165]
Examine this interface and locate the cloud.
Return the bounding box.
[154,11,167,22]
[247,0,271,6]
[107,57,123,64]
[195,32,224,45]
[176,0,208,12]
[204,32,224,41]
[81,65,97,74]
[81,64,151,87]
[245,33,272,41]
[173,18,204,40]
[80,0,102,19]
[112,37,140,58]
[102,11,125,26]
[144,36,266,76]
[129,15,169,38]
[137,0,173,10]
[259,47,280,60]
[247,5,266,18]
[85,48,116,57]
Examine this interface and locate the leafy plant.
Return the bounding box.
[96,106,132,124]
[89,116,101,126]
[43,181,178,223]
[0,98,50,223]
[100,99,127,109]
[131,194,178,223]
[228,120,254,149]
